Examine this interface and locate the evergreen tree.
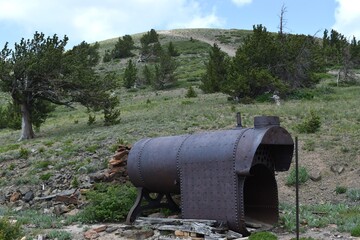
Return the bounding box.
[140,29,161,61]
[112,34,135,59]
[153,51,177,89]
[167,41,180,57]
[0,32,119,140]
[142,65,153,85]
[103,50,112,62]
[350,36,360,66]
[200,43,229,93]
[222,24,323,102]
[123,59,137,88]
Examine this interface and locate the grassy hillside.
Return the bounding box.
[0,28,359,238]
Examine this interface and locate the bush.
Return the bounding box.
[102,50,112,63]
[347,189,360,201]
[249,231,277,240]
[0,217,22,240]
[46,230,72,240]
[286,166,309,186]
[77,183,137,223]
[296,110,321,133]
[19,148,30,159]
[351,225,360,237]
[40,173,52,181]
[0,102,21,130]
[303,139,315,151]
[185,86,197,98]
[335,186,347,194]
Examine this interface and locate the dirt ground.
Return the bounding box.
[58,222,358,240]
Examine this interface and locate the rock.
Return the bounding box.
[23,191,34,202]
[84,230,99,239]
[64,209,80,216]
[77,166,88,174]
[331,165,345,174]
[89,171,108,182]
[19,186,30,195]
[310,171,322,181]
[105,226,118,233]
[53,204,72,215]
[93,225,107,233]
[123,229,154,240]
[14,206,23,212]
[10,192,21,202]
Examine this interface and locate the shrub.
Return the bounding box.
[40,173,52,181]
[35,160,52,170]
[71,176,80,188]
[19,148,30,159]
[347,189,360,201]
[87,114,96,125]
[286,166,309,186]
[0,102,21,130]
[0,217,22,240]
[249,231,277,240]
[103,96,121,126]
[77,183,137,223]
[303,139,315,151]
[46,230,72,240]
[335,186,347,194]
[296,110,321,133]
[185,86,197,98]
[102,50,112,63]
[351,225,360,237]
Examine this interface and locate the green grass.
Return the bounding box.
[46,230,72,240]
[286,166,310,186]
[0,29,360,237]
[249,231,277,240]
[280,203,360,233]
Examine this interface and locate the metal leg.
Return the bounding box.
[126,187,180,224]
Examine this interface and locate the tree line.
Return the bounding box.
[104,29,179,90]
[201,25,360,102]
[1,26,359,140]
[0,29,179,140]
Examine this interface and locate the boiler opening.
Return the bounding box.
[243,158,279,226]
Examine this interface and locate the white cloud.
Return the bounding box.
[333,0,360,39]
[0,0,225,46]
[231,0,252,7]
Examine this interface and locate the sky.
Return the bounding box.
[0,0,359,48]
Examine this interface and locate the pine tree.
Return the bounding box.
[123,59,137,88]
[200,43,229,93]
[153,51,177,89]
[142,65,153,85]
[112,34,135,59]
[0,32,119,140]
[168,41,180,57]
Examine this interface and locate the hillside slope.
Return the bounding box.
[0,28,359,239]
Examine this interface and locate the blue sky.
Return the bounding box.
[0,0,359,48]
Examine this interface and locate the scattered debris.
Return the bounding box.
[133,217,245,239]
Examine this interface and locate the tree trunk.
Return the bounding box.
[19,103,35,140]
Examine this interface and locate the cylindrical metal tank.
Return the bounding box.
[127,115,294,235]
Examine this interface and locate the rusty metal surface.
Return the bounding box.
[178,130,247,233]
[126,115,294,236]
[127,135,189,193]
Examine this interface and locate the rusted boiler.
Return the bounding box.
[126,115,294,236]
